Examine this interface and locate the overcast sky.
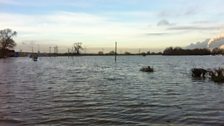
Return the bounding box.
[0,0,224,52]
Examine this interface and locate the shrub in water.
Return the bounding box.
[209,68,224,83]
[191,68,207,78]
[140,66,154,72]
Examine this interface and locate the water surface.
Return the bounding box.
[0,56,224,126]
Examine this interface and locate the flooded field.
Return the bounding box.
[0,56,224,126]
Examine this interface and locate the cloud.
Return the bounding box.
[0,11,146,46]
[183,6,198,16]
[158,5,199,18]
[192,20,214,24]
[185,39,209,49]
[208,32,224,47]
[158,10,194,18]
[185,32,224,49]
[157,20,174,26]
[168,26,220,31]
[185,38,224,49]
[146,32,169,36]
[145,31,187,36]
[209,39,224,48]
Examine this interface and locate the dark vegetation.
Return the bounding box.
[192,68,224,83]
[96,51,161,56]
[163,47,224,55]
[140,66,154,72]
[73,42,83,55]
[209,68,224,83]
[0,28,17,58]
[15,51,162,57]
[191,68,208,78]
[22,47,224,57]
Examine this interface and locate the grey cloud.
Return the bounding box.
[185,39,224,49]
[158,11,175,17]
[184,6,198,16]
[146,32,169,36]
[145,31,185,36]
[157,20,173,26]
[185,39,209,49]
[158,6,199,18]
[168,26,219,31]
[192,20,213,24]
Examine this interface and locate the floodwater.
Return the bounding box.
[0,56,224,126]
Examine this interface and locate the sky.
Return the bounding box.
[0,0,224,53]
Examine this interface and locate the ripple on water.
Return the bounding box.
[0,117,24,126]
[0,56,224,125]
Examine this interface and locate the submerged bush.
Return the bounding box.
[191,68,207,78]
[209,68,224,83]
[191,67,224,83]
[140,66,154,72]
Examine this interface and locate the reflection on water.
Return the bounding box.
[0,56,224,126]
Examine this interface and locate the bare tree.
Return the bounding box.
[73,42,83,55]
[0,28,17,57]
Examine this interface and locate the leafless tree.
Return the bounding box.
[0,28,17,57]
[73,42,83,55]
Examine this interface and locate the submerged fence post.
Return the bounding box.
[115,42,117,62]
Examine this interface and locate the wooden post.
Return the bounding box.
[115,42,117,62]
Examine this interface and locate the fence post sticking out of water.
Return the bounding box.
[115,42,117,62]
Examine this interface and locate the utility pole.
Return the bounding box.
[30,41,34,54]
[56,46,58,54]
[68,48,70,57]
[49,46,52,56]
[38,44,40,54]
[53,46,58,55]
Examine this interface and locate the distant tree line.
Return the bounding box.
[97,50,162,55]
[163,47,224,55]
